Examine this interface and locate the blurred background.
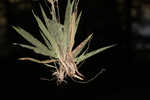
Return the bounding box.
[132,0,150,64]
[0,0,149,99]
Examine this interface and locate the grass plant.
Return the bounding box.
[13,0,115,84]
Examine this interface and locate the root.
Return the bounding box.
[71,68,106,83]
[52,53,84,84]
[18,57,57,64]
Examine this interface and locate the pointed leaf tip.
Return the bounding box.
[75,44,116,64]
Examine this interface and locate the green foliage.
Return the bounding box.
[13,0,115,83]
[75,44,116,64]
[73,33,93,57]
[13,43,52,56]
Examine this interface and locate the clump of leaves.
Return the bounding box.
[13,0,115,84]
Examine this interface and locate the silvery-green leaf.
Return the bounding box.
[13,43,54,57]
[40,5,49,29]
[73,33,93,57]
[39,30,52,50]
[64,0,75,48]
[32,11,60,57]
[75,44,116,64]
[74,11,82,38]
[12,26,49,52]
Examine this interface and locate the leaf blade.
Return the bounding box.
[13,43,54,57]
[32,11,60,57]
[40,4,49,28]
[64,0,75,49]
[12,26,49,51]
[72,33,93,57]
[74,11,82,37]
[75,44,116,64]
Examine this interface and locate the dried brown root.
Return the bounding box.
[18,55,84,84]
[18,57,57,64]
[52,52,84,84]
[72,68,106,84]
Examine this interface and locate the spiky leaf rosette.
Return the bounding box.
[13,0,115,84]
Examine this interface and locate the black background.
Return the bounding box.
[1,0,149,99]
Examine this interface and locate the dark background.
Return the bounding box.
[0,0,149,99]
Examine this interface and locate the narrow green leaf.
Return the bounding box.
[64,0,75,48]
[40,4,63,42]
[40,4,49,28]
[51,1,57,22]
[33,10,64,48]
[39,30,52,49]
[46,20,64,45]
[32,11,60,57]
[12,26,49,52]
[13,43,54,57]
[73,33,93,57]
[74,11,82,36]
[75,44,116,64]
